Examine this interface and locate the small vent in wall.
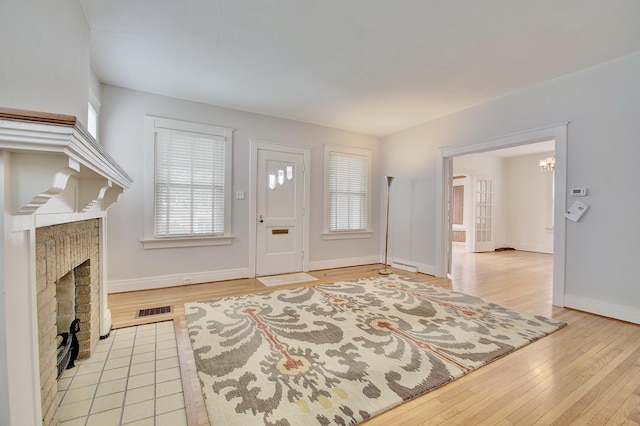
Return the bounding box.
[137,306,172,318]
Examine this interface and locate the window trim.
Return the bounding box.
[322,144,372,240]
[142,116,234,249]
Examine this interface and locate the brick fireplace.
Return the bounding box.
[0,109,132,426]
[36,220,101,425]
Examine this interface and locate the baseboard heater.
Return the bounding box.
[391,261,418,273]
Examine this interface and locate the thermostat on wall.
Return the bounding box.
[565,200,589,222]
[570,188,587,196]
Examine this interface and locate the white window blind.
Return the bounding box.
[329,152,369,231]
[155,129,226,237]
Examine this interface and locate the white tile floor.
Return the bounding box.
[57,321,187,426]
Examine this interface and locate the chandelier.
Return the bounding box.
[539,157,555,171]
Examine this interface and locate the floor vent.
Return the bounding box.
[136,306,172,318]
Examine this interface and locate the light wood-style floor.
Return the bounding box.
[109,250,640,425]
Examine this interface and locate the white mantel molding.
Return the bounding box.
[0,108,132,217]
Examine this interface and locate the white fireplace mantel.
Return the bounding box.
[0,108,132,426]
[0,108,131,219]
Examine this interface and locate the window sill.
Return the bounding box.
[141,236,233,249]
[322,231,372,240]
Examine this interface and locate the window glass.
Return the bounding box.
[324,145,372,237]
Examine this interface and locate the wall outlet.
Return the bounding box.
[182,277,193,284]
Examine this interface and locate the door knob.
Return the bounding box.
[259,215,264,223]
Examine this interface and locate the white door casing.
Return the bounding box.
[435,123,568,307]
[252,142,310,276]
[445,158,453,276]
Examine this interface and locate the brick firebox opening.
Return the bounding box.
[35,219,101,425]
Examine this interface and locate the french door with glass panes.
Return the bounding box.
[472,176,495,252]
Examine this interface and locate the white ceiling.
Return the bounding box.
[79,0,640,137]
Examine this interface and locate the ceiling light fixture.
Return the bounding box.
[539,157,555,172]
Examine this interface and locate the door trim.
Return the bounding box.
[249,140,310,277]
[435,123,567,307]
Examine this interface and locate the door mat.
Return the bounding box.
[257,272,318,287]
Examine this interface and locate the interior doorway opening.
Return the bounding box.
[449,141,556,295]
[435,123,567,307]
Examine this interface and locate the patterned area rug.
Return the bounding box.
[185,275,566,425]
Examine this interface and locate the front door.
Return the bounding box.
[256,147,306,276]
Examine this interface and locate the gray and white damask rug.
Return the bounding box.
[185,274,565,425]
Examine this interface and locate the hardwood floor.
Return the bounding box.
[109,250,640,425]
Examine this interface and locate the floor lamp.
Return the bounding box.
[380,176,394,275]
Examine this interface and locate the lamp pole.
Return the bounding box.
[380,176,394,275]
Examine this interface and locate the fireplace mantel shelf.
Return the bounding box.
[0,108,133,217]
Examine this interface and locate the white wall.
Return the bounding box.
[381,52,640,324]
[0,2,92,424]
[505,152,555,253]
[101,85,381,291]
[0,0,90,124]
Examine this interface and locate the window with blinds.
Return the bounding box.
[154,129,226,237]
[326,147,371,233]
[143,116,233,249]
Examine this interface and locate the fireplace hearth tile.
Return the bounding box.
[156,378,182,398]
[95,378,127,397]
[86,407,122,425]
[59,385,97,405]
[156,408,187,426]
[105,366,129,382]
[57,321,186,425]
[125,385,154,406]
[131,352,155,365]
[89,392,124,414]
[108,347,134,360]
[133,343,156,354]
[121,399,155,424]
[68,373,101,389]
[130,361,155,377]
[58,399,91,422]
[74,362,104,376]
[104,356,130,371]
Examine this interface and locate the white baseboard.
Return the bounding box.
[309,256,380,272]
[309,254,433,277]
[108,255,440,294]
[108,268,250,293]
[564,294,640,325]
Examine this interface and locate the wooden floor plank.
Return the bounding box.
[109,250,640,425]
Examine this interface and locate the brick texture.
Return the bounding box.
[35,219,100,426]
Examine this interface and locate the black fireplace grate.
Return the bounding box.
[137,305,173,318]
[57,319,80,380]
